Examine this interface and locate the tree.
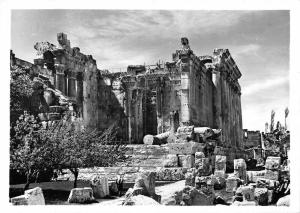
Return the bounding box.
[10,65,34,125]
[10,111,127,190]
[10,112,54,190]
[50,117,127,188]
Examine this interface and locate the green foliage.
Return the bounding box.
[10,112,54,189]
[10,65,34,124]
[10,110,127,188]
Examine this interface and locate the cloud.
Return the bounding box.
[242,76,289,96]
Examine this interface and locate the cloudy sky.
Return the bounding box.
[11,10,289,131]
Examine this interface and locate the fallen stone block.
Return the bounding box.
[195,157,211,176]
[90,175,109,198]
[265,156,281,170]
[67,187,95,204]
[11,187,45,205]
[276,194,290,206]
[185,171,196,187]
[254,187,268,206]
[176,186,214,206]
[212,175,226,190]
[122,194,161,205]
[236,186,255,201]
[247,170,266,183]
[163,154,178,167]
[168,142,204,155]
[178,154,195,168]
[265,169,280,181]
[226,176,240,193]
[156,168,186,181]
[136,171,157,197]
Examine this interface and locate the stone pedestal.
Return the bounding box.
[234,158,247,182]
[90,175,109,198]
[214,155,226,177]
[67,187,95,203]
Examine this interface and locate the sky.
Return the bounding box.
[11,10,290,131]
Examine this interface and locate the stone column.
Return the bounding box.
[55,64,66,94]
[212,69,222,129]
[68,75,76,98]
[180,61,191,125]
[76,72,83,110]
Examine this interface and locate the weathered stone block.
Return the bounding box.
[178,154,195,168]
[265,156,281,170]
[156,168,187,181]
[185,171,196,187]
[236,186,255,201]
[122,194,161,205]
[163,154,178,167]
[234,159,247,182]
[195,151,205,159]
[212,175,226,190]
[254,188,268,206]
[195,157,211,176]
[265,169,280,181]
[214,155,226,177]
[168,142,204,155]
[90,175,109,198]
[136,171,156,197]
[226,176,240,192]
[247,170,266,182]
[11,187,45,205]
[67,187,95,203]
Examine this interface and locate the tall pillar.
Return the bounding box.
[180,61,191,125]
[55,64,66,94]
[212,69,222,129]
[68,75,76,98]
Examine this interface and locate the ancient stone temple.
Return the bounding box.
[103,37,243,148]
[14,33,243,148]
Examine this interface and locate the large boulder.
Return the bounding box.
[90,175,109,198]
[122,195,160,205]
[276,194,290,206]
[11,187,45,205]
[254,187,268,206]
[67,187,95,204]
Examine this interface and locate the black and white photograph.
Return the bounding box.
[1,0,300,211]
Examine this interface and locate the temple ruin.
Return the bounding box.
[27,33,243,148]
